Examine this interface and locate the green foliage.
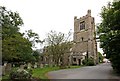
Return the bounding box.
[32,67,60,79]
[24,29,44,49]
[1,6,35,63]
[32,50,40,62]
[9,69,32,80]
[2,33,33,62]
[1,6,23,41]
[82,59,87,65]
[82,57,94,66]
[46,30,73,67]
[87,58,95,66]
[98,52,104,63]
[97,1,120,73]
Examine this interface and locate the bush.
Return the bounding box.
[9,68,32,81]
[98,52,103,63]
[82,59,87,65]
[87,58,95,66]
[110,55,120,73]
[82,57,95,66]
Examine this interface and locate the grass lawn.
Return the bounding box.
[69,65,82,69]
[32,66,60,79]
[2,65,83,79]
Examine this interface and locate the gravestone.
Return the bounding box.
[40,63,43,68]
[2,66,5,75]
[20,65,24,69]
[27,63,32,69]
[34,62,37,68]
[5,63,12,73]
[2,62,7,75]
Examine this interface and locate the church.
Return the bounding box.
[41,10,98,66]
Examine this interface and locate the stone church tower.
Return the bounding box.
[71,10,98,65]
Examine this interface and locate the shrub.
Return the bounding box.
[110,55,120,73]
[82,57,95,66]
[87,58,95,66]
[98,52,103,63]
[82,59,87,65]
[9,68,32,81]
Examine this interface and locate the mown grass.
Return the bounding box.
[32,66,60,79]
[69,65,82,69]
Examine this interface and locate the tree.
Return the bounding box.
[45,30,73,68]
[23,30,44,63]
[2,33,33,62]
[23,29,44,49]
[97,1,120,73]
[1,6,33,63]
[32,50,40,62]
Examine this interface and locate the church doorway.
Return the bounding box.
[78,59,81,65]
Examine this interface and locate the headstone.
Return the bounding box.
[24,64,27,69]
[20,65,24,69]
[2,66,5,75]
[34,62,37,68]
[40,63,43,68]
[27,63,32,69]
[3,62,7,67]
[2,62,7,75]
[5,63,12,73]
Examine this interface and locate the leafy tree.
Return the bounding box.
[1,7,23,39]
[24,29,44,49]
[97,1,120,73]
[32,50,40,62]
[46,30,73,68]
[23,30,44,63]
[1,6,33,63]
[2,33,33,62]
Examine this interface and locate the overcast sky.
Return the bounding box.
[0,0,113,53]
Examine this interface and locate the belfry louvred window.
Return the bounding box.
[80,21,85,30]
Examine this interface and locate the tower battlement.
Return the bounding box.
[74,10,91,21]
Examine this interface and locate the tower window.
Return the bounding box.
[80,21,85,30]
[81,37,84,41]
